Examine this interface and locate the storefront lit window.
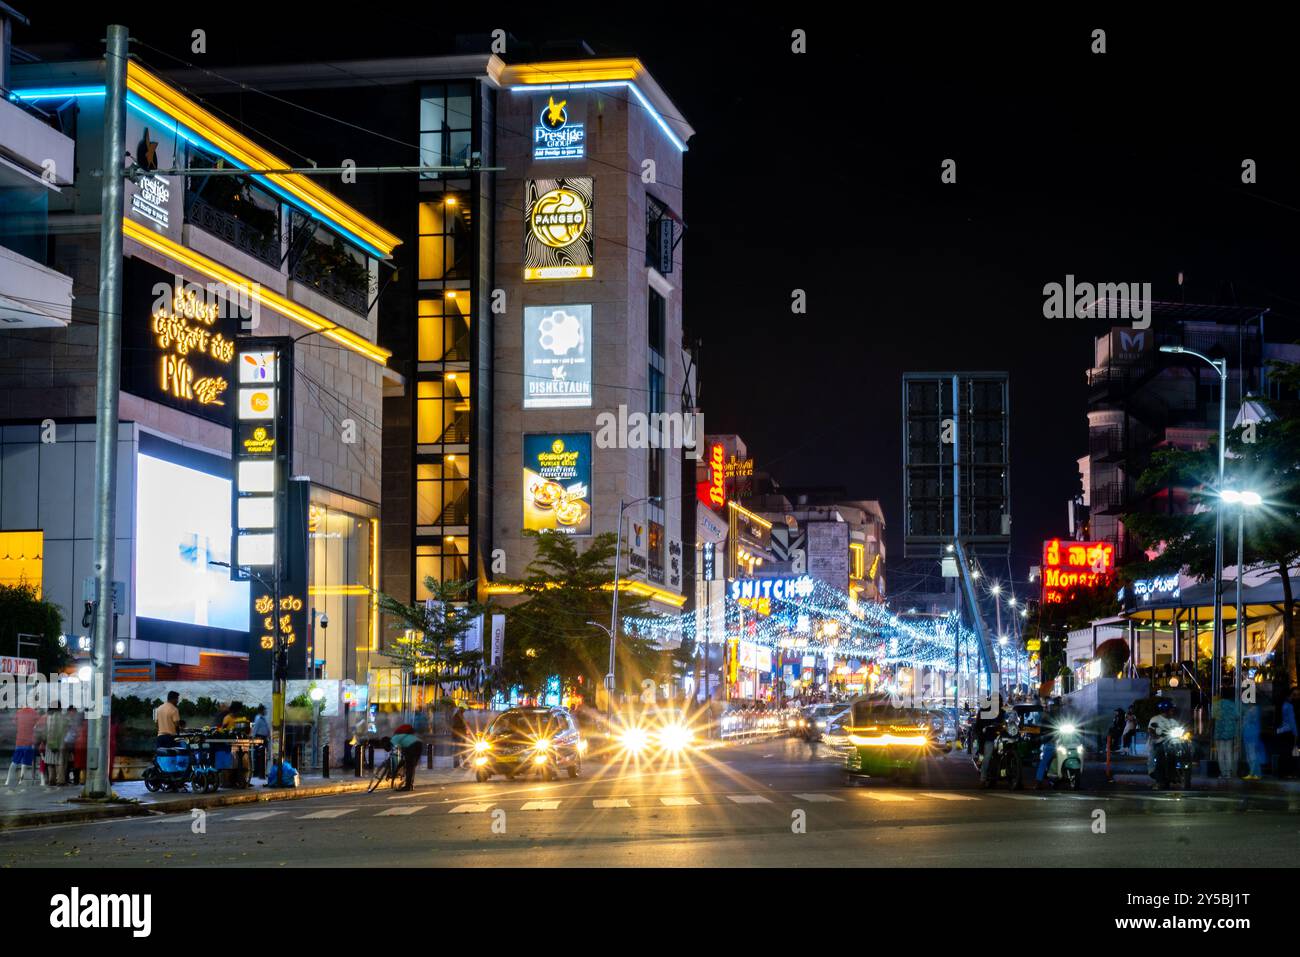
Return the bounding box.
[307,503,374,681]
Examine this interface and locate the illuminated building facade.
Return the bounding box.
[178,51,696,656]
[0,60,395,681]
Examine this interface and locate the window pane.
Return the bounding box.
[418,300,445,361]
[419,235,445,280]
[420,98,446,133]
[449,131,472,167]
[448,95,472,129]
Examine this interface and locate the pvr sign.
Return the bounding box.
[1041,539,1114,604]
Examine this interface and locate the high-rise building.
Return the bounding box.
[170,49,697,692]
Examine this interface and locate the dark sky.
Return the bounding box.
[19,6,1300,583]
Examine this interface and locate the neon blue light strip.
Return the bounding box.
[510,81,687,153]
[10,88,105,99]
[14,86,387,259]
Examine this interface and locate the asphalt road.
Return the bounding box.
[3,738,1298,867]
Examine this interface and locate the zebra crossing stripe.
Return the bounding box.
[660,796,700,806]
[449,803,495,814]
[792,793,843,802]
[377,805,426,816]
[592,799,631,808]
[726,795,772,804]
[299,808,358,819]
[228,810,287,821]
[520,800,561,811]
[921,792,980,801]
[859,791,914,802]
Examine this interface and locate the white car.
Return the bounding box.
[806,704,849,733]
[821,713,852,747]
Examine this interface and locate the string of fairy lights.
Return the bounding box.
[623,577,985,677]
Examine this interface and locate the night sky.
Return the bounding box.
[19,7,1300,585]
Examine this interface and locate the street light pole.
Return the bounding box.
[606,496,659,721]
[1161,346,1228,697]
[1222,489,1262,777]
[83,24,129,801]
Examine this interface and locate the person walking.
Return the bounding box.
[155,691,181,749]
[4,704,39,787]
[1122,709,1139,755]
[1211,687,1239,778]
[43,705,68,788]
[62,707,82,785]
[450,706,469,767]
[1277,687,1298,779]
[250,705,271,779]
[1241,699,1264,781]
[389,723,423,791]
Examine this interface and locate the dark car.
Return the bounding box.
[472,707,586,782]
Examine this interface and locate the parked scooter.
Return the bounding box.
[1042,722,1085,790]
[142,730,218,793]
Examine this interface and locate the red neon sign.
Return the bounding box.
[1041,539,1114,604]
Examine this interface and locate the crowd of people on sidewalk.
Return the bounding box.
[3,703,108,789]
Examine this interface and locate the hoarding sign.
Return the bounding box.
[1041,538,1114,604]
[1129,575,1181,604]
[807,522,850,590]
[0,656,37,676]
[123,258,244,426]
[247,478,308,680]
[490,614,506,667]
[533,94,586,160]
[231,338,292,575]
[524,177,594,281]
[523,305,592,408]
[523,433,593,535]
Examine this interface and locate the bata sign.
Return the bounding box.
[1041,538,1114,604]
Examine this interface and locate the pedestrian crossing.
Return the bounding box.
[138,786,1279,826]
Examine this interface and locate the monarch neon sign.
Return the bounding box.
[1041,538,1114,604]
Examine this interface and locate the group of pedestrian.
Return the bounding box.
[4,704,89,788]
[1213,685,1299,780]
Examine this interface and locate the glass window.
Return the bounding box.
[419,84,474,178]
[416,456,470,526]
[417,293,472,362]
[418,197,472,280]
[307,504,374,680]
[649,288,666,357]
[648,521,664,582]
[417,374,472,445]
[415,537,472,597]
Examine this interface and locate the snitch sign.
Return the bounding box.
[530,187,588,247]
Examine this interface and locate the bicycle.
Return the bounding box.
[367,745,408,793]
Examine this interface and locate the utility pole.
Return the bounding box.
[83,23,128,800]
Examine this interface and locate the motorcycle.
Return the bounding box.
[1042,722,1084,790]
[1150,724,1196,790]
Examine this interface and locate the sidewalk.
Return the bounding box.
[1103,752,1300,795]
[0,765,475,830]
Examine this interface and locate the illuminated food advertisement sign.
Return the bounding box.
[524,177,594,281]
[523,433,593,535]
[1041,538,1115,604]
[533,95,586,160]
[523,305,592,408]
[123,258,243,425]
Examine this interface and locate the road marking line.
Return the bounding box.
[227,810,287,821]
[726,795,772,804]
[660,796,701,806]
[859,792,914,802]
[449,803,495,814]
[592,799,631,808]
[983,792,1049,801]
[520,800,561,811]
[921,792,981,801]
[377,805,425,816]
[298,808,358,819]
[793,793,843,802]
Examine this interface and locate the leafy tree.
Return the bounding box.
[498,531,662,701]
[1123,367,1300,687]
[377,578,490,707]
[0,582,69,674]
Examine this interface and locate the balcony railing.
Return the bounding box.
[186,194,281,268]
[292,254,369,314]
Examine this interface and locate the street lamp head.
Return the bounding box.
[1159,345,1185,354]
[1241,491,1263,507]
[1220,489,1242,504]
